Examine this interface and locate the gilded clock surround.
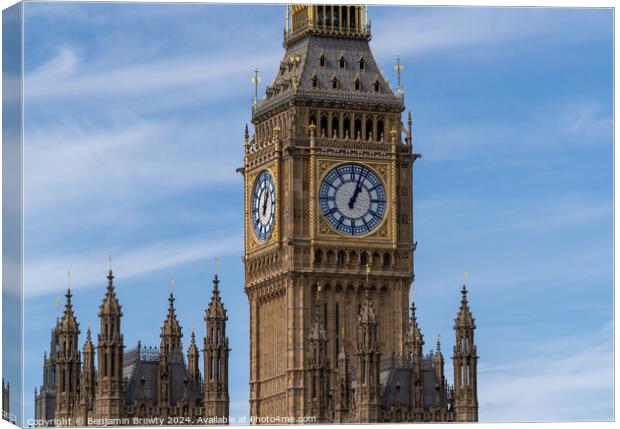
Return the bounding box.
[315,159,392,240]
[244,162,281,253]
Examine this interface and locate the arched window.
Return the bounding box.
[319,54,326,67]
[377,119,384,141]
[312,75,319,88]
[383,253,391,267]
[374,80,380,92]
[360,252,368,266]
[339,56,346,69]
[343,116,351,139]
[320,116,328,137]
[332,116,339,138]
[315,249,323,264]
[332,77,339,89]
[349,251,358,266]
[309,113,317,127]
[359,58,365,70]
[366,118,373,141]
[354,78,361,91]
[337,250,345,265]
[354,117,362,139]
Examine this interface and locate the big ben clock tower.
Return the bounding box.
[243,4,420,421]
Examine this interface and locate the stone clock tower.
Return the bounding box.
[242,5,478,423]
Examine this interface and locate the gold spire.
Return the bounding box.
[108,251,112,271]
[170,275,175,293]
[214,256,219,276]
[393,56,404,95]
[251,68,261,105]
[67,271,71,291]
[463,269,469,286]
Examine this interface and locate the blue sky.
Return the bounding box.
[18,2,612,423]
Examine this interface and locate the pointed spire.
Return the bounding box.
[206,265,227,321]
[100,260,122,317]
[455,285,475,328]
[161,275,182,348]
[107,251,114,288]
[64,271,72,310]
[59,271,79,332]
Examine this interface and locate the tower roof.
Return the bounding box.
[83,326,94,354]
[253,5,402,119]
[188,328,199,357]
[406,301,424,346]
[99,270,122,317]
[206,274,227,321]
[59,285,79,333]
[161,291,183,339]
[454,285,476,329]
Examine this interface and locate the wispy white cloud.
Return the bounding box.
[23,116,241,214]
[479,322,613,421]
[371,7,610,60]
[25,44,278,102]
[23,230,242,298]
[416,98,611,162]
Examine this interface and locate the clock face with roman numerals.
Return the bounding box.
[252,171,276,242]
[319,163,386,236]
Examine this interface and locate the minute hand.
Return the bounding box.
[348,175,364,208]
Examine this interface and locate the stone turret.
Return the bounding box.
[203,273,229,423]
[405,300,424,416]
[158,287,183,413]
[308,283,330,422]
[55,282,81,424]
[452,285,478,422]
[187,328,201,385]
[78,326,96,421]
[433,337,446,410]
[95,269,124,420]
[334,329,351,423]
[355,275,380,423]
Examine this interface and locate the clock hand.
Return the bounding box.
[262,192,269,216]
[348,173,364,208]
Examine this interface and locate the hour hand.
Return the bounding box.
[348,185,362,208]
[262,193,269,215]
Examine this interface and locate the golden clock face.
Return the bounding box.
[319,163,387,236]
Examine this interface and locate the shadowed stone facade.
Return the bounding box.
[242,4,478,423]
